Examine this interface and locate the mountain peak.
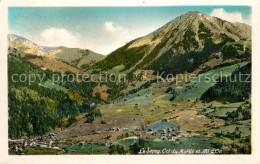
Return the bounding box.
[182,11,203,16]
[173,11,205,22]
[97,12,251,73]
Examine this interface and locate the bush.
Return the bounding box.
[130,139,149,154]
[85,108,102,123]
[109,144,129,155]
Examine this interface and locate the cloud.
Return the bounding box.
[100,22,133,54]
[36,23,135,55]
[210,8,251,25]
[104,22,131,38]
[38,27,83,48]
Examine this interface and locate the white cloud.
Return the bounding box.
[210,8,251,25]
[38,27,83,48]
[100,22,133,54]
[104,22,131,37]
[36,23,136,55]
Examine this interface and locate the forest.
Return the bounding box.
[8,55,98,138]
[201,63,251,101]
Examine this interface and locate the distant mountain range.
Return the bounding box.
[8,34,104,70]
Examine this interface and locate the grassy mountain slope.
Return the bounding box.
[45,47,104,69]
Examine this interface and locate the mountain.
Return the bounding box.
[8,34,104,70]
[8,34,48,55]
[44,47,104,70]
[94,11,251,76]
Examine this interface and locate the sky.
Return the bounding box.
[8,6,251,55]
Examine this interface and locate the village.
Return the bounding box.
[8,132,60,153]
[8,119,190,154]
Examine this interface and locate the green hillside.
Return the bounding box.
[52,48,104,69]
[8,55,96,138]
[201,62,251,101]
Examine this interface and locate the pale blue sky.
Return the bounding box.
[9,6,251,54]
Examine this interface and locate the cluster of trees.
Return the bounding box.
[201,63,251,102]
[182,27,199,51]
[130,139,150,154]
[226,105,251,121]
[102,81,127,100]
[108,139,151,154]
[222,43,251,59]
[135,35,170,70]
[214,128,251,154]
[8,55,96,138]
[84,108,102,123]
[148,41,220,77]
[165,87,178,101]
[9,92,62,138]
[198,22,212,41]
[109,144,129,154]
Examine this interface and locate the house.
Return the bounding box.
[161,136,168,140]
[170,136,177,141]
[40,145,48,148]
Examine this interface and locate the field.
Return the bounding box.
[197,107,237,118]
[56,117,144,140]
[40,79,67,92]
[167,109,225,133]
[117,138,137,147]
[147,137,214,150]
[67,143,109,154]
[116,87,154,105]
[28,56,82,74]
[209,120,251,136]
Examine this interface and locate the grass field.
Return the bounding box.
[68,143,108,151]
[209,121,251,136]
[40,79,67,92]
[21,147,60,155]
[147,137,214,150]
[117,138,137,147]
[116,87,154,105]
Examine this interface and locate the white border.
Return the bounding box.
[1,0,260,164]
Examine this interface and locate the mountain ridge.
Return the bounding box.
[8,34,104,70]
